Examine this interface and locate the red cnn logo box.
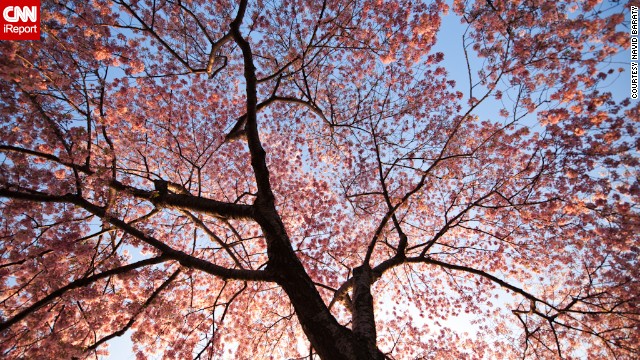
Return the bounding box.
[0,0,40,40]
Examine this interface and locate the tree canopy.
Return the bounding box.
[0,0,638,359]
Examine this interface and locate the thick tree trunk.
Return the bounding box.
[352,265,382,359]
[255,206,384,359]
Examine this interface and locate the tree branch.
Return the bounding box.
[229,0,274,204]
[0,256,168,332]
[85,269,181,352]
[0,188,273,282]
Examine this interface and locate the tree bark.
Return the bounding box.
[352,265,382,359]
[255,205,384,359]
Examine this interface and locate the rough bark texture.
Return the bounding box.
[352,265,382,359]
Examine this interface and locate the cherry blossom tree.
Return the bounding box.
[0,0,638,358]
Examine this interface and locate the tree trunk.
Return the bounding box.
[255,206,384,359]
[352,265,382,359]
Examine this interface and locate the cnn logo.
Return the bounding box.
[3,6,37,22]
[0,0,40,40]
